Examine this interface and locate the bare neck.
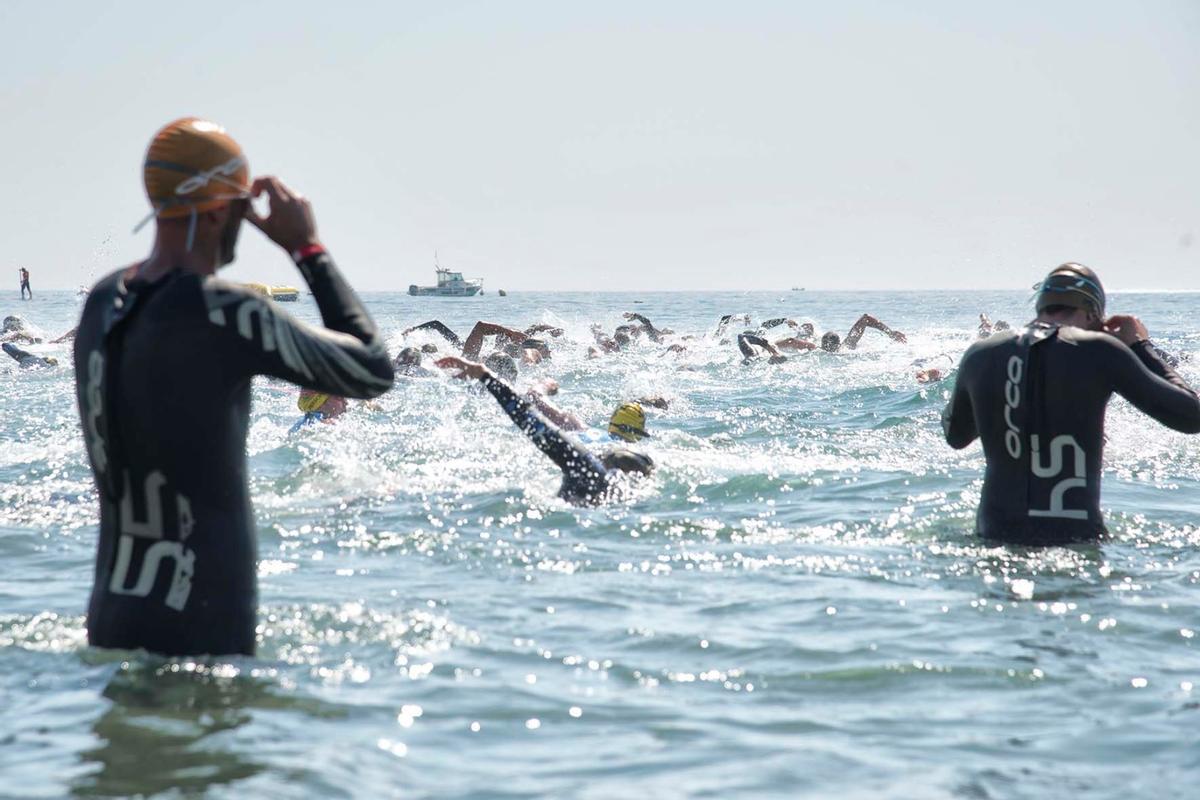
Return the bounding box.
[132,226,220,284]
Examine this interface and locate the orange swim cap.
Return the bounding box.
[143,118,250,219]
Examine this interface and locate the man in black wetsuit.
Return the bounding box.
[73,118,393,656]
[435,355,654,504]
[737,333,788,364]
[3,342,57,368]
[942,263,1200,544]
[19,267,32,300]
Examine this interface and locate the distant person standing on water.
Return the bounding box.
[19,267,31,299]
[73,118,393,656]
[942,263,1200,544]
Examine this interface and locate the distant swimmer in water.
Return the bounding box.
[393,347,436,378]
[589,325,632,357]
[50,326,78,343]
[914,354,954,384]
[814,314,907,353]
[2,342,58,368]
[73,118,393,657]
[404,319,550,365]
[942,263,1200,545]
[737,333,788,364]
[436,355,654,505]
[2,316,41,345]
[291,389,349,431]
[978,313,1011,339]
[714,314,752,338]
[621,312,676,341]
[19,267,31,300]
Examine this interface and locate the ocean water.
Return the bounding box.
[2,288,1199,799]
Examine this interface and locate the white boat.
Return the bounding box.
[408,262,483,297]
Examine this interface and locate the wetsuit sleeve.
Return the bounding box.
[480,374,609,485]
[1108,339,1200,433]
[407,320,463,348]
[942,349,978,448]
[204,252,394,398]
[738,334,770,359]
[625,313,663,342]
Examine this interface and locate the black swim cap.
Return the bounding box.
[395,347,422,367]
[1035,263,1105,318]
[484,352,518,382]
[821,332,840,352]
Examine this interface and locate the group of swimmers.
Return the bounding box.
[56,117,1200,658]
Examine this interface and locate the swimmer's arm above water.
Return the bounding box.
[623,313,664,342]
[738,334,787,363]
[524,388,586,431]
[774,337,816,352]
[462,322,527,360]
[844,314,907,349]
[714,314,750,337]
[403,320,463,348]
[524,324,564,338]
[219,177,394,398]
[437,356,608,484]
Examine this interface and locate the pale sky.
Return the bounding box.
[3,0,1198,291]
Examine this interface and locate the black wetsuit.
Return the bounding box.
[943,322,1200,544]
[3,342,53,368]
[479,374,612,504]
[73,252,393,655]
[19,270,31,299]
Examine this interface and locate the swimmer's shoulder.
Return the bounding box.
[194,275,284,328]
[1055,326,1121,350]
[960,329,1019,365]
[80,268,127,312]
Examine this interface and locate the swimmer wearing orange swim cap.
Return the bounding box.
[134,117,252,259]
[143,117,250,219]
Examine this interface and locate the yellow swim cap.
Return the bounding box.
[298,390,331,413]
[143,117,250,219]
[608,403,648,442]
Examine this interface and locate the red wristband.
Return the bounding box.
[291,243,326,263]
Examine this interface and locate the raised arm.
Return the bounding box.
[623,312,663,342]
[438,356,608,487]
[714,314,750,337]
[403,320,463,348]
[462,321,527,360]
[208,177,393,398]
[1103,317,1200,433]
[525,389,586,431]
[525,323,564,338]
[844,314,907,349]
[738,333,787,363]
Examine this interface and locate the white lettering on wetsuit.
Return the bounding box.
[84,350,108,475]
[1003,347,1088,519]
[108,470,196,611]
[1004,354,1023,458]
[1028,435,1088,520]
